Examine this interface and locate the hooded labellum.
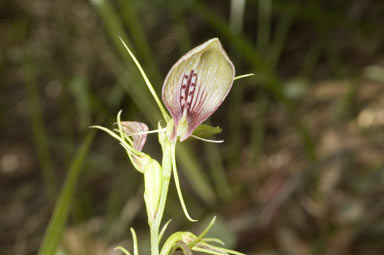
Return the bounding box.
[120,121,150,173]
[121,121,148,151]
[121,121,162,218]
[162,38,235,142]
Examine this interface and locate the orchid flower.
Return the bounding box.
[118,37,252,222]
[94,38,251,255]
[91,113,161,220]
[120,121,162,220]
[160,38,237,221]
[162,38,235,142]
[120,121,150,172]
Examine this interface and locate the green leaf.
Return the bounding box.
[190,124,222,140]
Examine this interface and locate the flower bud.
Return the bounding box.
[120,121,150,173]
[144,158,162,220]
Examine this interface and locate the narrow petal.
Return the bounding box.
[162,38,235,141]
[121,121,149,151]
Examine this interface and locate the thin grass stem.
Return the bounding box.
[38,131,95,255]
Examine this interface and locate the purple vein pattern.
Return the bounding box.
[162,38,235,141]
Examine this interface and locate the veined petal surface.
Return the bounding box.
[121,121,149,151]
[162,38,235,141]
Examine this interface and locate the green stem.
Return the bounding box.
[149,135,173,255]
[150,224,160,255]
[157,138,173,225]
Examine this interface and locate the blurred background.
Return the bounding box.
[1,0,384,254]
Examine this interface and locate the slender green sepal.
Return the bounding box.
[114,246,132,255]
[171,142,197,222]
[90,125,124,142]
[202,238,225,245]
[117,109,125,140]
[234,73,254,80]
[130,228,139,255]
[91,123,143,157]
[191,135,224,143]
[193,241,246,255]
[91,125,146,163]
[192,247,226,255]
[189,216,216,247]
[159,219,173,243]
[192,246,227,255]
[119,37,170,122]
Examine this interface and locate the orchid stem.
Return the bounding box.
[150,224,160,255]
[148,135,173,255]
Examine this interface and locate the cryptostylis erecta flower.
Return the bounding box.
[159,38,236,221]
[119,120,162,220]
[120,121,149,172]
[92,116,162,220]
[92,37,250,255]
[162,38,235,142]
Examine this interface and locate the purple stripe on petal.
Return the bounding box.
[162,38,235,141]
[121,121,149,151]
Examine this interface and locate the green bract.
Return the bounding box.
[144,158,162,220]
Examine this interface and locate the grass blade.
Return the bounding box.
[38,131,95,255]
[24,60,56,198]
[193,0,317,161]
[117,0,162,85]
[258,0,272,55]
